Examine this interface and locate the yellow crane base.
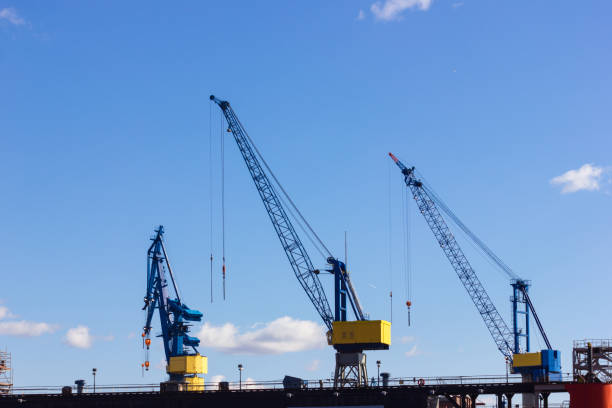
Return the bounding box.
[185,376,204,391]
[160,376,204,392]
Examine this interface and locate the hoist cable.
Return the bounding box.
[277,191,328,260]
[387,159,393,323]
[235,116,332,259]
[416,175,520,281]
[209,102,214,303]
[221,112,226,300]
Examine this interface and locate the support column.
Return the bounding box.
[505,393,514,408]
[541,392,550,408]
[497,394,504,408]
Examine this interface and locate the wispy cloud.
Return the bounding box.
[0,321,57,336]
[197,316,326,355]
[356,9,366,21]
[370,0,432,21]
[306,359,320,371]
[156,358,167,371]
[550,164,606,193]
[0,305,56,336]
[0,306,16,320]
[400,335,415,344]
[0,8,26,26]
[65,325,94,349]
[451,2,464,8]
[405,344,420,357]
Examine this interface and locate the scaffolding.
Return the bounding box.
[573,339,612,383]
[0,350,12,394]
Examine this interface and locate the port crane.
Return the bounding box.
[210,95,390,388]
[142,226,207,391]
[388,153,561,385]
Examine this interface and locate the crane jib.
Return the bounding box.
[390,154,515,359]
[210,96,335,330]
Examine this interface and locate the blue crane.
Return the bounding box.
[389,153,560,384]
[142,226,207,391]
[210,95,389,387]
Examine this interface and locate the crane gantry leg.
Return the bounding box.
[334,352,368,388]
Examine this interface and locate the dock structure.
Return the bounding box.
[0,381,572,408]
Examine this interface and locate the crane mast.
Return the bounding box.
[210,95,389,387]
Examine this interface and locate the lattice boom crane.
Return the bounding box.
[389,153,561,385]
[211,95,390,387]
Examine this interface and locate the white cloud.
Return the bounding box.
[370,0,432,21]
[209,374,226,387]
[550,164,605,193]
[0,321,57,336]
[356,9,366,20]
[197,316,326,355]
[400,335,415,344]
[243,377,257,390]
[0,8,25,26]
[405,344,419,357]
[306,359,320,371]
[452,1,464,8]
[65,325,93,349]
[0,306,16,320]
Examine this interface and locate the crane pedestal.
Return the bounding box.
[521,373,538,408]
[334,352,368,388]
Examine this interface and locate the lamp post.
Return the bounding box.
[238,364,243,390]
[376,360,381,386]
[505,356,509,383]
[92,368,97,393]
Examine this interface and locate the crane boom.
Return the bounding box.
[389,153,515,359]
[210,95,335,329]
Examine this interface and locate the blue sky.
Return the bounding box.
[1,0,611,402]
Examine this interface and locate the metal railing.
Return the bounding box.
[573,339,612,348]
[4,372,575,395]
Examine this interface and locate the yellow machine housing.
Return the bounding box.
[167,354,208,375]
[331,320,391,350]
[185,376,204,391]
[512,352,542,368]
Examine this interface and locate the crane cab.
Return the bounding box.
[331,320,391,352]
[512,349,562,382]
